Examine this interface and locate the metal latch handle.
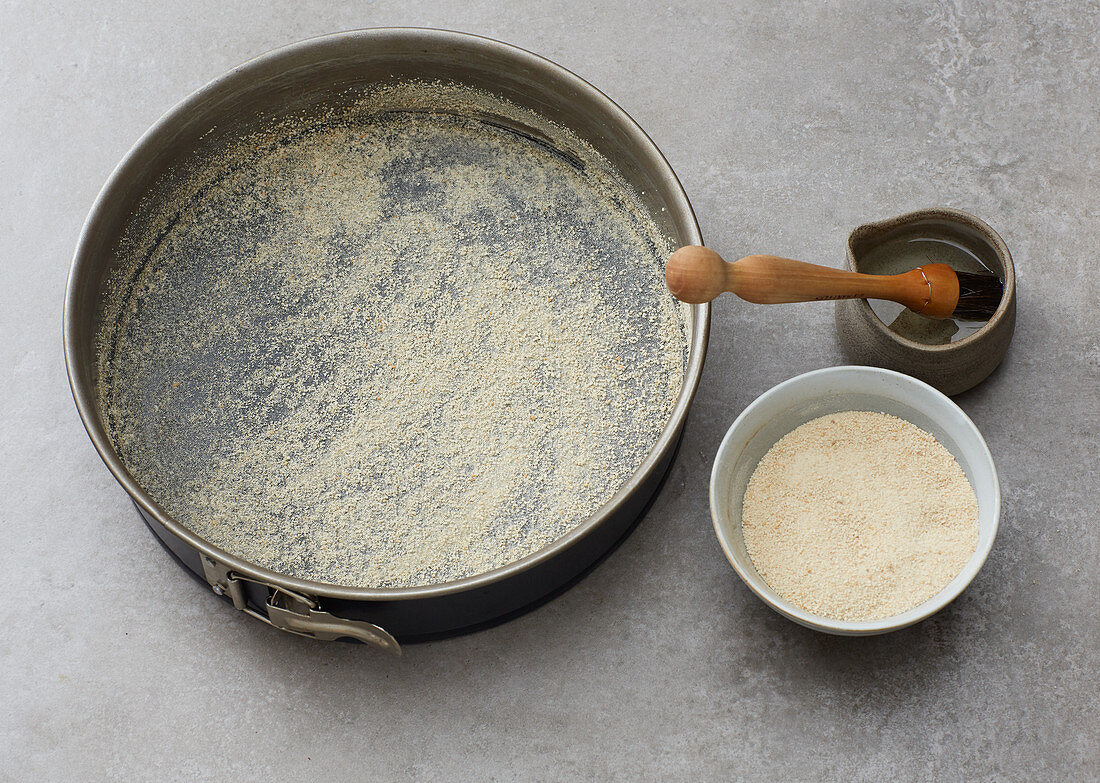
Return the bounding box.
[201,556,401,655]
[265,599,401,653]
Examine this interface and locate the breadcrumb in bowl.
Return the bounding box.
[710,366,999,636]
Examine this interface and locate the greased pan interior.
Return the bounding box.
[65,29,708,646]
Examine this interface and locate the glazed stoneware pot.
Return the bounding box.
[835,207,1016,395]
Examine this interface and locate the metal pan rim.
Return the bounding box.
[64,26,709,602]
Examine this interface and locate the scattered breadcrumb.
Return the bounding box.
[741,411,979,621]
[96,81,688,588]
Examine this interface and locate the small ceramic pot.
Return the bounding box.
[835,207,1016,395]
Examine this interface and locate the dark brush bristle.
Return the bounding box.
[953,271,1004,320]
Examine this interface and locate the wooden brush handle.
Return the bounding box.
[665,246,959,319]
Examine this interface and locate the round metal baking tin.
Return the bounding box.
[63,28,708,652]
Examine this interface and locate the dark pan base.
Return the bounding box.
[135,430,683,644]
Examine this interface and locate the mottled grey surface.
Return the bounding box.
[2,1,1097,780]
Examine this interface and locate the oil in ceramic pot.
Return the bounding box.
[856,227,1002,344]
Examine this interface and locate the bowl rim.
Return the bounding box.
[709,365,1000,635]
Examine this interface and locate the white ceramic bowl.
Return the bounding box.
[710,365,999,635]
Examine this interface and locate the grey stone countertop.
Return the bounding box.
[3,2,1097,780]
